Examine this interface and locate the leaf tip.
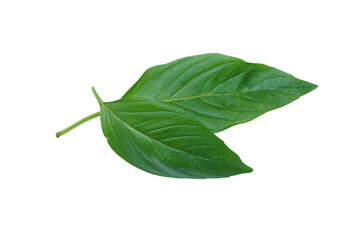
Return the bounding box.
[310,82,318,91]
[243,164,253,173]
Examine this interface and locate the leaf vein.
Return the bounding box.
[169,61,238,99]
[172,102,239,121]
[208,68,254,93]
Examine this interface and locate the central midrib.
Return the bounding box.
[164,91,253,102]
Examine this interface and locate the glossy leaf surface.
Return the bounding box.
[122,53,317,132]
[97,98,252,178]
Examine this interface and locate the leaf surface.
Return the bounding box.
[122,53,317,132]
[97,98,252,178]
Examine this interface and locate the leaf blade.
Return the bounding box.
[122,53,317,132]
[98,98,252,179]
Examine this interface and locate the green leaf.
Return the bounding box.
[94,93,252,179]
[122,53,317,133]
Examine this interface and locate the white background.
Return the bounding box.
[0,0,359,239]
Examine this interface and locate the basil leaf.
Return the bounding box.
[122,53,317,132]
[94,93,252,178]
[56,53,318,179]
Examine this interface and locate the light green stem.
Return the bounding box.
[56,111,100,138]
[56,87,104,138]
